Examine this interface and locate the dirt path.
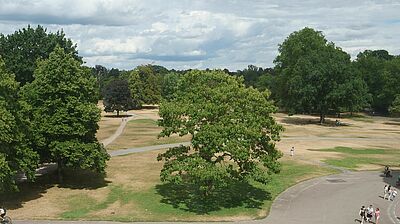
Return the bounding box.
[101,114,135,147]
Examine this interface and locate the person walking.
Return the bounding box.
[359,206,366,224]
[366,205,374,222]
[384,185,391,200]
[375,208,380,224]
[290,146,295,156]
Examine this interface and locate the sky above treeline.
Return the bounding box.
[0,0,399,71]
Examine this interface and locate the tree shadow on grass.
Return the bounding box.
[281,116,349,127]
[1,168,110,210]
[155,181,271,214]
[104,114,133,118]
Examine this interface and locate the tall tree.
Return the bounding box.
[21,47,109,181]
[161,72,181,101]
[0,59,38,192]
[124,70,144,109]
[274,27,369,123]
[355,50,394,112]
[0,25,80,85]
[103,79,133,116]
[157,70,283,196]
[135,65,164,104]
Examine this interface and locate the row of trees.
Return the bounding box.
[0,26,109,192]
[229,29,400,121]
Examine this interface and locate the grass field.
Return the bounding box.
[58,158,336,221]
[310,146,400,170]
[107,119,191,150]
[6,109,400,221]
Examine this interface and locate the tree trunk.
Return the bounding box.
[57,160,64,183]
[117,110,120,116]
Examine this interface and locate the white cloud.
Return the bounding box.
[0,0,399,70]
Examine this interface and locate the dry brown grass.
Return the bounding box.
[7,110,400,220]
[107,118,191,150]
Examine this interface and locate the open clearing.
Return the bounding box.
[5,109,400,221]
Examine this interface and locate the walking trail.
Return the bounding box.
[14,114,400,224]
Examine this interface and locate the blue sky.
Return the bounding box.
[0,0,399,70]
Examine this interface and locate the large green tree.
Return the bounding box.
[157,70,283,196]
[161,72,181,101]
[21,47,109,181]
[355,50,395,112]
[0,59,38,192]
[124,70,144,109]
[274,27,369,123]
[103,79,133,116]
[0,25,80,85]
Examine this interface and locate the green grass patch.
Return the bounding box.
[310,146,400,170]
[60,160,336,221]
[342,114,374,123]
[311,146,387,155]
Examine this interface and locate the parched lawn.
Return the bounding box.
[107,119,191,150]
[58,156,336,222]
[309,146,400,170]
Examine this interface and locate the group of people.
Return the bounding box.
[383,184,398,201]
[359,205,380,224]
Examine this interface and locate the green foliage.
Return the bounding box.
[21,46,109,175]
[161,72,181,100]
[91,65,122,99]
[157,70,283,197]
[135,65,164,104]
[0,59,39,192]
[0,25,80,85]
[389,95,400,116]
[274,27,370,122]
[103,79,133,116]
[355,50,399,113]
[125,70,144,109]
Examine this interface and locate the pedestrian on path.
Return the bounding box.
[375,208,380,224]
[384,185,390,200]
[366,205,373,222]
[290,146,295,156]
[358,205,366,224]
[389,189,397,201]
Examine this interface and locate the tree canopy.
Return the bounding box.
[20,46,109,180]
[157,70,283,196]
[103,79,133,116]
[0,25,80,85]
[0,59,38,192]
[274,27,370,122]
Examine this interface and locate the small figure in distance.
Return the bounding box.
[335,119,341,126]
[384,165,392,177]
[290,146,295,157]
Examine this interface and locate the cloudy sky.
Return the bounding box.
[0,0,399,70]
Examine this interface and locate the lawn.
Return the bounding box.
[107,119,191,150]
[310,146,400,170]
[58,157,336,222]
